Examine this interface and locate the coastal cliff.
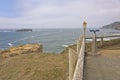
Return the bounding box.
[0,38,120,80]
[0,44,43,58]
[102,22,120,30]
[0,44,68,80]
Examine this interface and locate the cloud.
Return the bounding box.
[0,0,120,28]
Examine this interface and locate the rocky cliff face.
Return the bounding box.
[102,22,120,30]
[0,44,43,58]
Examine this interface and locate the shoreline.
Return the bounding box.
[0,37,120,80]
[0,28,120,53]
[0,37,120,56]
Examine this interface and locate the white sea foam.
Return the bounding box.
[62,45,69,48]
[0,28,119,52]
[0,31,13,32]
[10,35,41,43]
[8,43,13,47]
[113,34,120,35]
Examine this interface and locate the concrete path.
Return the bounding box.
[84,44,120,80]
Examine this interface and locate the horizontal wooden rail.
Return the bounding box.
[86,35,120,39]
[72,37,85,80]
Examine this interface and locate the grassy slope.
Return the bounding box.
[0,53,68,80]
[0,38,120,80]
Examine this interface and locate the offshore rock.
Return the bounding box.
[16,29,32,32]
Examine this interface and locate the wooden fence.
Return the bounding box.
[69,36,85,80]
[68,34,120,80]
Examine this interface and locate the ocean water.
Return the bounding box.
[0,28,119,53]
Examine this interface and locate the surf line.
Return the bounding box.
[8,35,41,47]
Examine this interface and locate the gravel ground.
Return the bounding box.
[84,43,120,80]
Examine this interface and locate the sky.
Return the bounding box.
[0,0,120,28]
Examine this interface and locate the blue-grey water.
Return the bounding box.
[0,28,119,53]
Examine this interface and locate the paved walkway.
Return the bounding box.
[84,44,120,80]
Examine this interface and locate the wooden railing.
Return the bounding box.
[69,33,120,80]
[69,35,85,80]
[73,36,85,80]
[86,35,120,39]
[86,35,120,49]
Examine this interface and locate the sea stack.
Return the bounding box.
[16,29,32,32]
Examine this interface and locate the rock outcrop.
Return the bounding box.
[0,44,43,58]
[16,29,32,32]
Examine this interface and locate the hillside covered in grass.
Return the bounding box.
[0,52,68,80]
[0,38,120,80]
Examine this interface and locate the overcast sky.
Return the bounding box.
[0,0,120,28]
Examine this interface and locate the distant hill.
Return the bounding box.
[102,22,120,30]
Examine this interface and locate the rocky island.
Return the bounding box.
[16,29,32,32]
[102,22,120,30]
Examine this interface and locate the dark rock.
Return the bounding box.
[16,29,32,32]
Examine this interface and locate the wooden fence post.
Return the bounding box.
[77,37,82,55]
[69,48,77,80]
[92,34,96,55]
[100,35,104,45]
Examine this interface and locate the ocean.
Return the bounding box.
[0,28,119,53]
